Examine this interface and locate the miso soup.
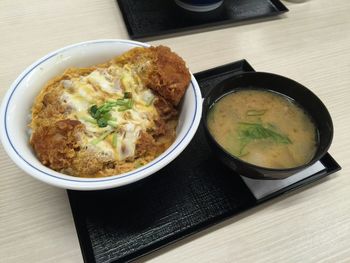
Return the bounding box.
[207,89,318,169]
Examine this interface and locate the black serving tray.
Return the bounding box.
[116,0,289,39]
[68,60,341,263]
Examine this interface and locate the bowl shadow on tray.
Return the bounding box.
[70,138,254,259]
[72,148,252,233]
[135,173,338,262]
[114,0,288,41]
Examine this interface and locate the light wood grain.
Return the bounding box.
[1,0,350,262]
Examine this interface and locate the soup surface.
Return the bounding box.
[207,89,318,169]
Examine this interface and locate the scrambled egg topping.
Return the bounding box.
[60,65,158,161]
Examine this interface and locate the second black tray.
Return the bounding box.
[68,60,340,263]
[117,0,289,39]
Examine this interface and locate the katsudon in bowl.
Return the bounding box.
[0,40,202,190]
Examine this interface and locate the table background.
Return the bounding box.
[1,0,350,262]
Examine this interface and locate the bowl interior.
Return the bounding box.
[1,40,202,190]
[203,72,333,173]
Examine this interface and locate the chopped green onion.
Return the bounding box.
[124,92,132,99]
[89,105,99,119]
[89,99,133,127]
[117,106,129,112]
[91,131,112,145]
[107,120,118,128]
[238,122,292,144]
[246,109,267,116]
[112,133,118,148]
[116,99,132,108]
[97,118,108,128]
[80,116,97,124]
[236,122,292,157]
[135,161,143,168]
[128,99,133,108]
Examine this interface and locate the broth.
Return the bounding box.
[207,89,318,169]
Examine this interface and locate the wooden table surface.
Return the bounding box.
[1,0,350,262]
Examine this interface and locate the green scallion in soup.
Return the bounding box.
[207,89,318,169]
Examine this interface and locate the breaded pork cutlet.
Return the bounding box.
[113,45,191,106]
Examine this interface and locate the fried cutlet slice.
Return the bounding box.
[30,119,84,171]
[113,45,191,106]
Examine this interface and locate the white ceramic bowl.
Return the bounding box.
[0,39,202,190]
